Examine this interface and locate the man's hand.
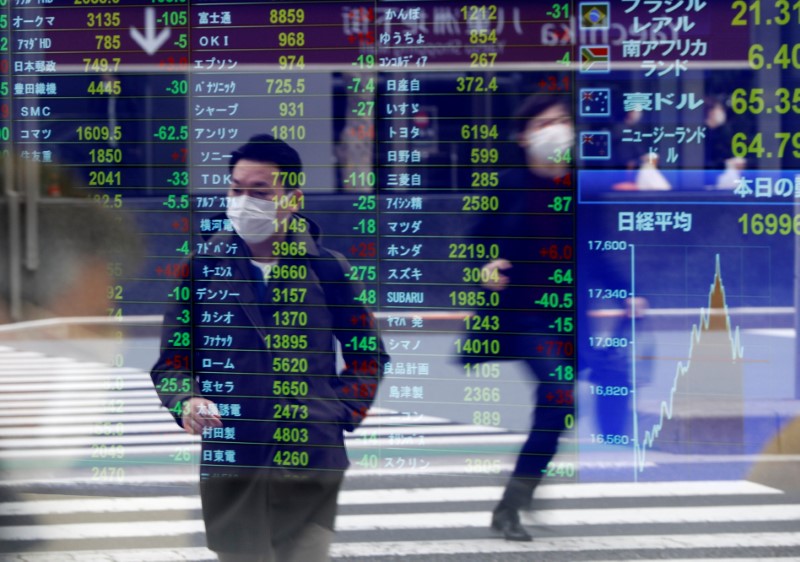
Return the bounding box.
[181,397,223,435]
[480,259,512,291]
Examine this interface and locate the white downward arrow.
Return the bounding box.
[130,7,171,56]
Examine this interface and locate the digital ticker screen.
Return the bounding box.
[0,0,798,558]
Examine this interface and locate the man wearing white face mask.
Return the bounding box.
[464,97,576,542]
[151,135,386,562]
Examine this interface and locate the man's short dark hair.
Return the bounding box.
[229,134,303,175]
[513,96,570,134]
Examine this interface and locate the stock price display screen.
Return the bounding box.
[0,0,797,558]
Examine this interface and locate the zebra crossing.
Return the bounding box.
[0,344,798,560]
[0,480,797,560]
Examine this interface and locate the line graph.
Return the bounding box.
[631,250,745,480]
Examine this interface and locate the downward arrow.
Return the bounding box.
[130,7,171,55]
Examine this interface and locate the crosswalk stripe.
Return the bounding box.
[0,444,193,459]
[334,504,800,531]
[0,381,156,392]
[0,547,218,562]
[1,503,798,541]
[590,559,800,562]
[0,413,176,426]
[0,520,205,541]
[0,481,781,516]
[5,547,800,562]
[0,368,143,377]
[0,398,166,411]
[329,534,800,557]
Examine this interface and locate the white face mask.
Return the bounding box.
[525,123,574,166]
[226,195,278,244]
[706,106,727,129]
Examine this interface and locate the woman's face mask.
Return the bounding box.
[525,123,575,169]
[226,195,278,244]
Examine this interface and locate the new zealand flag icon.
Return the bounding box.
[580,131,611,161]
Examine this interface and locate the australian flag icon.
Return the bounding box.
[580,88,611,117]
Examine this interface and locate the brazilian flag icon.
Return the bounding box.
[580,2,609,29]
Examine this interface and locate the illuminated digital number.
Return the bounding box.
[463,314,500,331]
[462,195,499,211]
[91,445,125,459]
[348,265,376,281]
[470,172,499,187]
[264,334,308,350]
[465,458,501,473]
[273,450,309,467]
[87,12,120,27]
[590,384,629,396]
[89,170,122,186]
[449,290,501,307]
[92,193,123,208]
[271,240,307,257]
[154,125,188,141]
[271,287,307,303]
[170,331,191,347]
[272,380,309,397]
[94,34,121,50]
[591,433,630,445]
[738,213,800,235]
[89,148,122,163]
[158,377,192,393]
[732,132,800,158]
[270,264,307,280]
[354,289,377,304]
[272,427,309,442]
[748,43,800,70]
[456,338,500,355]
[272,192,304,210]
[470,148,499,164]
[550,365,574,381]
[456,76,498,92]
[272,217,307,234]
[543,462,575,477]
[534,292,574,309]
[469,28,497,44]
[272,356,309,373]
[448,243,500,259]
[472,410,501,426]
[166,79,188,95]
[88,80,121,95]
[732,0,800,25]
[271,171,306,188]
[469,52,497,67]
[464,385,501,402]
[278,55,305,70]
[91,467,125,481]
[460,5,498,20]
[354,195,376,210]
[83,57,121,72]
[461,123,498,140]
[464,362,500,378]
[159,10,187,26]
[278,32,305,47]
[269,8,305,24]
[77,125,122,141]
[278,102,304,117]
[265,78,305,94]
[273,404,309,420]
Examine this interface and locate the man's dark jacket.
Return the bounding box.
[150,213,387,475]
